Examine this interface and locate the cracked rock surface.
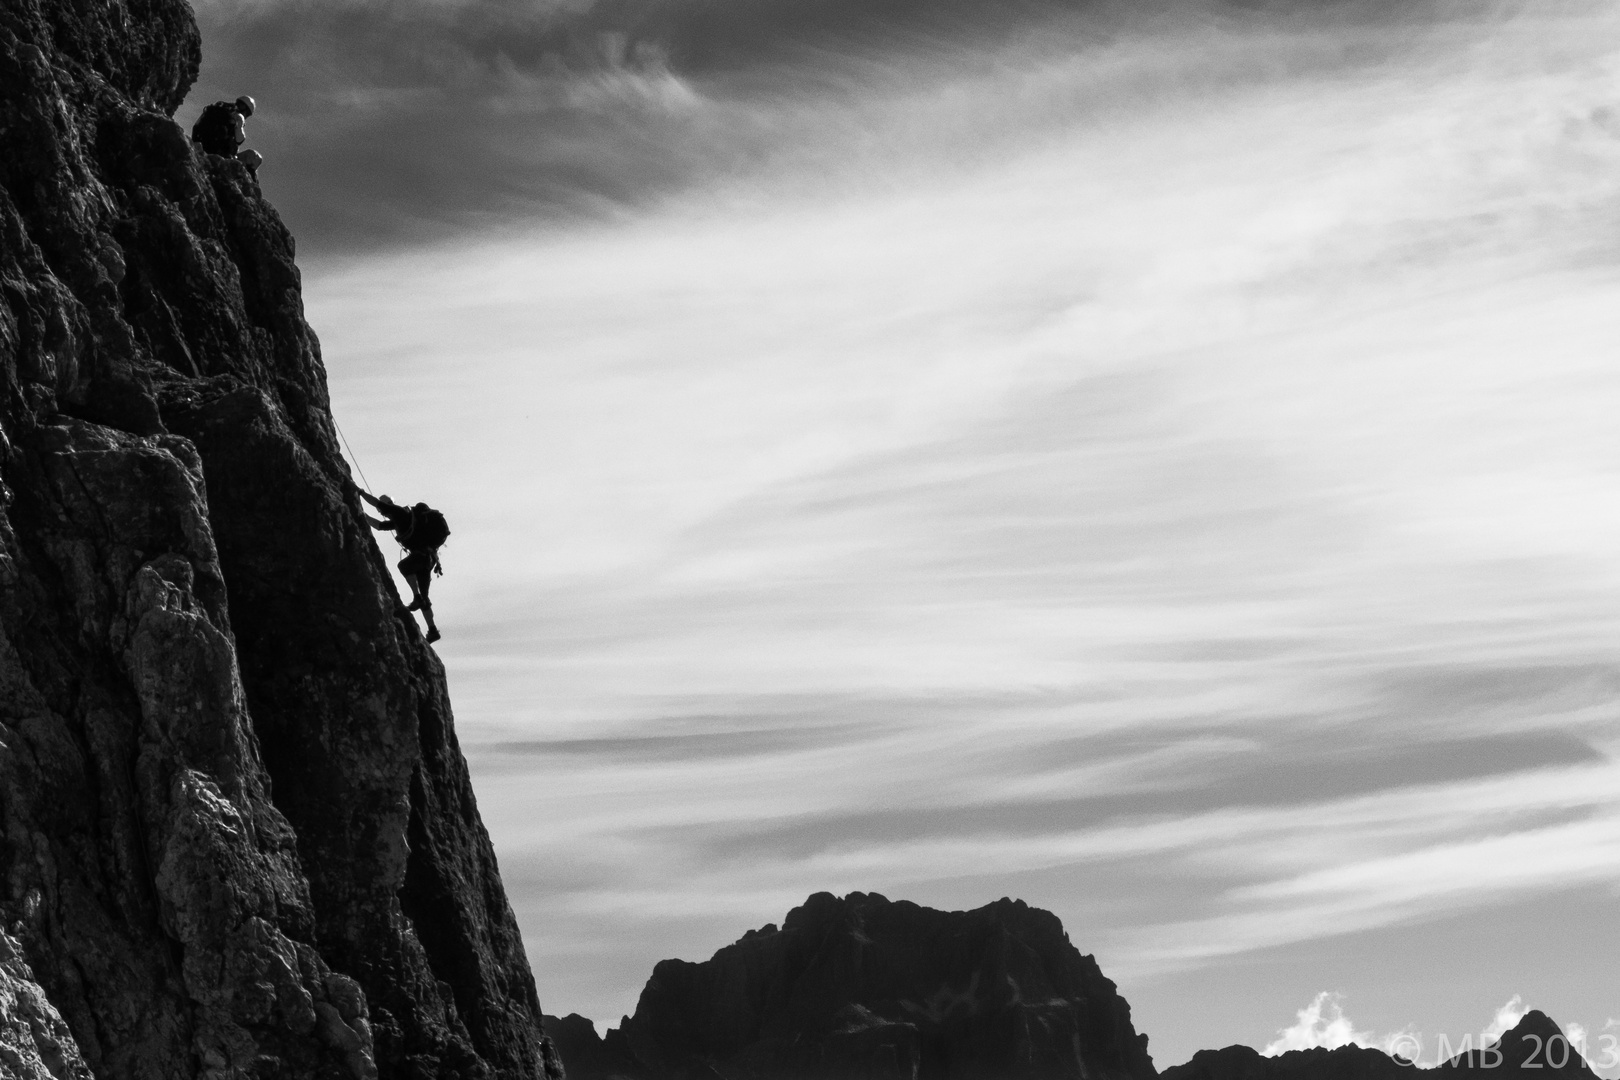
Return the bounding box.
[0,1,561,1077]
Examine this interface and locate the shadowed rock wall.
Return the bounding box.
[0,0,560,1076]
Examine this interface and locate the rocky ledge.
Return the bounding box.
[549,891,1158,1080]
[0,0,558,1076]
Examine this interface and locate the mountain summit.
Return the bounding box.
[0,1,557,1076]
[550,891,1157,1080]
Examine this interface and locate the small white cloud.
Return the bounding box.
[1483,995,1528,1042]
[1262,992,1374,1056]
[1565,1022,1589,1063]
[1379,1027,1424,1063]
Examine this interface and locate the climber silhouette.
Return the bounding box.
[190,94,263,172]
[360,490,450,644]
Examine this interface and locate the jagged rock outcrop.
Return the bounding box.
[0,928,92,1080]
[1162,1011,1597,1080]
[0,1,559,1077]
[545,1014,643,1080]
[554,891,1157,1080]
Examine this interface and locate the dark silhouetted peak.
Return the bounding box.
[546,1014,645,1080]
[1164,1042,1409,1080]
[1442,1011,1597,1078]
[563,892,1156,1080]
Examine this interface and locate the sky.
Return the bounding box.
[186,0,1620,1069]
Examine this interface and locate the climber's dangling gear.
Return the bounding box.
[190,96,262,173]
[359,490,451,645]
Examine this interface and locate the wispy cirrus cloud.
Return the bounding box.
[279,0,1620,1065]
[188,0,1484,250]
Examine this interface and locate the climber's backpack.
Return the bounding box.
[405,504,450,552]
[191,102,241,153]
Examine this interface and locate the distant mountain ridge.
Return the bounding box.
[550,893,1597,1080]
[1165,1010,1597,1080]
[550,890,1157,1080]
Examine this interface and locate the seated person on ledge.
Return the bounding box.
[190,94,263,172]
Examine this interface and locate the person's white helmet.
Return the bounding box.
[234,94,256,117]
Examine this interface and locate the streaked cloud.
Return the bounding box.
[256,0,1620,1067]
[186,0,1487,249]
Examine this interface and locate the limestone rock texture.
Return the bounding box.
[555,891,1157,1080]
[0,928,92,1080]
[0,0,561,1077]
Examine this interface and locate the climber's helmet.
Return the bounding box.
[235,94,256,118]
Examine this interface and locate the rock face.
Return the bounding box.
[545,1014,643,1080]
[554,891,1157,1080]
[0,929,93,1080]
[1161,1012,1597,1080]
[0,1,559,1077]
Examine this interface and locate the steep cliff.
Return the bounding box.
[0,1,560,1077]
[554,891,1157,1080]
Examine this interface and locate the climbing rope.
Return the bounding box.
[333,416,374,494]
